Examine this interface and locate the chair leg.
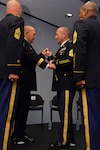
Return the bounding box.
[41,109,43,128]
[76,104,80,130]
[50,109,52,124]
[50,110,53,129]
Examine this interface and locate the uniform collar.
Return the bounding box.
[60,39,70,47]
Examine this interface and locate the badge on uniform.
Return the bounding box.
[59,47,66,55]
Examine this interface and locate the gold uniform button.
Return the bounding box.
[64,74,67,76]
[17,59,20,63]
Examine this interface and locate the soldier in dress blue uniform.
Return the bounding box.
[73,2,100,150]
[0,1,24,150]
[11,26,53,145]
[49,27,76,149]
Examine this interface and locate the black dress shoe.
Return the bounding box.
[24,134,35,143]
[10,137,25,145]
[70,142,76,147]
[50,141,68,149]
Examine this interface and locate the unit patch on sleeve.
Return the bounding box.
[14,27,21,40]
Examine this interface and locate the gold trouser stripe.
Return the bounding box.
[10,120,15,137]
[82,89,90,150]
[3,81,17,150]
[62,90,69,145]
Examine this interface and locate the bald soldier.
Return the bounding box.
[0,0,24,150]
[11,25,54,145]
[73,1,100,150]
[47,27,76,149]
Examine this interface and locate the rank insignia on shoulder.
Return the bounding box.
[14,27,21,40]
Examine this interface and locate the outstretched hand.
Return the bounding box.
[42,48,52,57]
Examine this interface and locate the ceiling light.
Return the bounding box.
[65,13,73,18]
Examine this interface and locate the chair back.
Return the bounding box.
[52,95,58,106]
[29,93,44,125]
[30,94,44,107]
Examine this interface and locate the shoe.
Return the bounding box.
[24,134,35,143]
[50,141,68,149]
[10,138,25,145]
[70,143,76,147]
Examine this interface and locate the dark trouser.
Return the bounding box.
[12,86,31,140]
[0,80,18,150]
[80,88,100,150]
[57,89,75,145]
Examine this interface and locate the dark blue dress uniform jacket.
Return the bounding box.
[0,14,24,79]
[73,16,100,88]
[52,41,75,91]
[20,39,48,90]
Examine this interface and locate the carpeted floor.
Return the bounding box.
[8,123,85,150]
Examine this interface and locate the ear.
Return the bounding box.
[83,9,88,16]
